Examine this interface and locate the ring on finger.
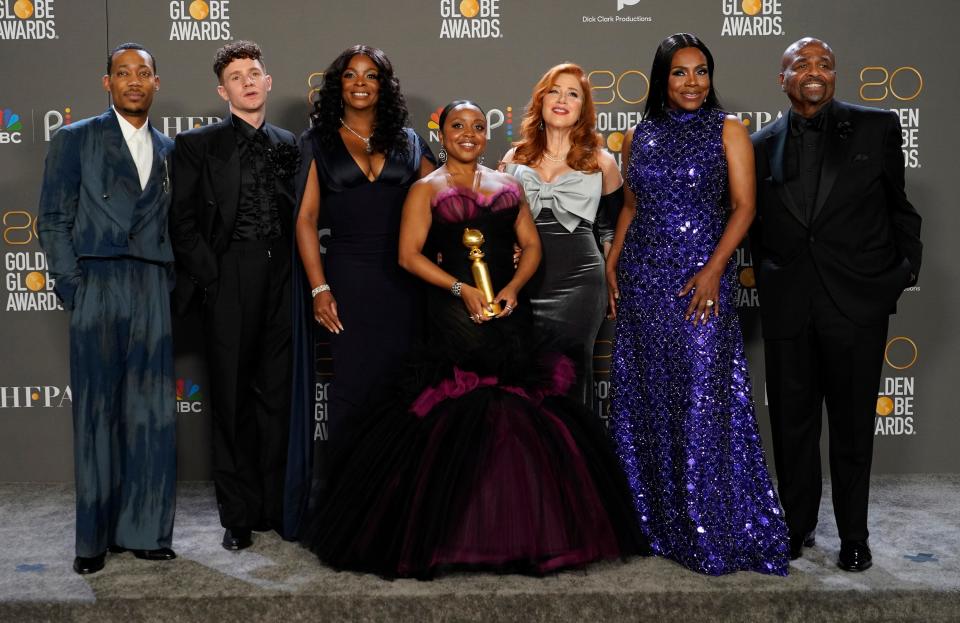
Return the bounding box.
[706,299,715,307]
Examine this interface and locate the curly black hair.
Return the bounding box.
[310,44,410,159]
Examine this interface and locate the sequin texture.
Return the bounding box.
[609,108,789,576]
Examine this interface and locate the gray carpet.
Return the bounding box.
[1,475,958,622]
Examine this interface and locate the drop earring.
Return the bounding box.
[438,146,447,164]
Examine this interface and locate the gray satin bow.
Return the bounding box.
[506,164,602,233]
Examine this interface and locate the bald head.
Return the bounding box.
[781,37,835,71]
[779,36,837,117]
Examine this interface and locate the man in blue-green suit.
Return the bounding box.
[38,43,177,575]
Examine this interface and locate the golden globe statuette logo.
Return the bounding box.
[741,0,761,15]
[459,0,479,18]
[189,0,209,20]
[14,0,34,19]
[24,271,45,292]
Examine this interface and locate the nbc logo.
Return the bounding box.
[0,0,57,40]
[439,0,502,39]
[169,0,231,41]
[426,104,511,143]
[0,109,22,144]
[176,378,203,413]
[720,0,783,37]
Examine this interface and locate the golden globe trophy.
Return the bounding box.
[462,227,501,317]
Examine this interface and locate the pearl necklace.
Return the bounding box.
[340,118,372,153]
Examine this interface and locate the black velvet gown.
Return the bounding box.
[301,184,646,578]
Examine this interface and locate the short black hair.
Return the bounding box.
[213,40,264,82]
[107,42,157,75]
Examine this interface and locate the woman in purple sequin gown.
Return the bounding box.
[605,34,789,575]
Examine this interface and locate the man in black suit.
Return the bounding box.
[751,37,922,571]
[171,41,297,550]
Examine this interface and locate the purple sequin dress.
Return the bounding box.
[609,108,789,575]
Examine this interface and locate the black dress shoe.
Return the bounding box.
[132,547,177,561]
[107,544,126,554]
[73,553,106,575]
[222,528,252,551]
[838,540,872,572]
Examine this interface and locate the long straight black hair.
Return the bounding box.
[643,33,721,119]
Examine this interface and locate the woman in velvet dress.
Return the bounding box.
[605,34,789,575]
[501,63,622,410]
[286,45,434,537]
[302,101,645,579]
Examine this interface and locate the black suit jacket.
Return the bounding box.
[170,117,297,313]
[750,100,922,339]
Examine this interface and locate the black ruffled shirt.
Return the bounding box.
[232,114,283,241]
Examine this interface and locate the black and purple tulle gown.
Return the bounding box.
[302,184,646,578]
[609,108,789,575]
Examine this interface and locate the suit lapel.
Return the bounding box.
[209,119,241,234]
[811,101,853,224]
[764,115,807,228]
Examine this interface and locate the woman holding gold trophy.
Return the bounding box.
[301,101,647,578]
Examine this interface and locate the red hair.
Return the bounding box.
[512,63,601,172]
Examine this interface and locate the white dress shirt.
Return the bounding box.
[113,106,154,191]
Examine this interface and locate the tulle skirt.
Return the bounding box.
[301,332,647,579]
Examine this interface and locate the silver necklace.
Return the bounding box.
[340,118,372,153]
[542,149,568,163]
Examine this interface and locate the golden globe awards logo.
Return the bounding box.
[169,0,231,41]
[589,67,650,167]
[0,0,56,40]
[734,246,758,307]
[3,207,61,311]
[721,0,783,37]
[875,336,917,436]
[439,0,502,39]
[860,65,923,169]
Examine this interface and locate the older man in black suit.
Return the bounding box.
[750,37,922,571]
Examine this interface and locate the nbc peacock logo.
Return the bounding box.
[168,0,231,41]
[0,109,23,144]
[0,0,57,40]
[176,378,203,413]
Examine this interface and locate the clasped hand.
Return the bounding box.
[462,283,518,323]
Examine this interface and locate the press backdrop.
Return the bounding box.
[1,0,955,480]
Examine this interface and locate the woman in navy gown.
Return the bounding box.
[501,62,622,411]
[605,33,789,575]
[302,101,645,578]
[287,45,434,537]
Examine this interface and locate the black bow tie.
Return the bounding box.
[790,112,825,136]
